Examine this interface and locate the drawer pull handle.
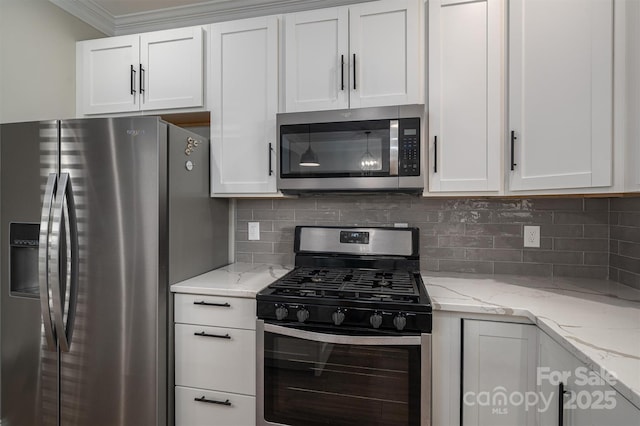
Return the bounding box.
[194,396,232,406]
[194,331,231,339]
[193,301,231,308]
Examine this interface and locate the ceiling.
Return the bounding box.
[50,0,364,36]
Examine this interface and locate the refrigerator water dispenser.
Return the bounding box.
[9,223,39,297]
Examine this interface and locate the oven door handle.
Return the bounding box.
[263,322,422,346]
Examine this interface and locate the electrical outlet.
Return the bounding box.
[248,222,260,241]
[394,223,409,228]
[524,225,540,248]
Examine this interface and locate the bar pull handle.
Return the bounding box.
[352,53,357,90]
[139,64,145,94]
[38,173,58,351]
[434,136,438,174]
[194,396,232,406]
[268,142,274,176]
[558,382,568,426]
[194,331,231,340]
[130,65,136,95]
[193,301,231,308]
[510,130,517,171]
[340,55,345,91]
[50,173,79,353]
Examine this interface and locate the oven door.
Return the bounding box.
[257,321,431,426]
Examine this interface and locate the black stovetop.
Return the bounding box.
[256,226,432,333]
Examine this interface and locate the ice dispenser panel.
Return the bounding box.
[10,223,40,297]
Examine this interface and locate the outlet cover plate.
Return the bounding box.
[524,225,540,248]
[248,222,260,241]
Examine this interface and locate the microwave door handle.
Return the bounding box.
[390,120,399,176]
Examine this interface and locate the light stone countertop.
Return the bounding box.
[170,262,292,297]
[171,263,640,409]
[423,272,640,409]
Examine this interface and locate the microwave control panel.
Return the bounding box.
[399,118,420,176]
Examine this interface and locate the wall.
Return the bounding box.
[609,198,640,289]
[0,0,104,123]
[235,196,612,280]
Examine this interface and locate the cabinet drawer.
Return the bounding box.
[175,385,255,426]
[174,293,256,329]
[175,323,255,395]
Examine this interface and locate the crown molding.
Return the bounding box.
[51,0,366,36]
[50,0,115,35]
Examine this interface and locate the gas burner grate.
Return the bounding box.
[270,267,421,302]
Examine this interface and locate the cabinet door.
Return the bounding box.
[539,331,640,426]
[509,0,613,191]
[462,320,538,426]
[626,0,640,192]
[428,0,501,192]
[79,35,140,114]
[349,0,422,109]
[284,8,349,112]
[140,27,204,111]
[210,16,278,194]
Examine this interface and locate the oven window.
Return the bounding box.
[263,332,421,426]
[280,120,391,178]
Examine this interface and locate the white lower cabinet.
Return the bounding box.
[175,324,255,395]
[462,319,538,426]
[538,331,639,426]
[175,386,255,426]
[174,293,257,426]
[433,312,639,426]
[432,312,537,426]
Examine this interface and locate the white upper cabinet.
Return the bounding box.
[78,27,204,116]
[210,16,279,195]
[626,0,640,192]
[349,0,421,109]
[284,0,422,112]
[428,0,501,192]
[508,0,613,192]
[79,35,140,114]
[284,8,349,112]
[139,27,203,111]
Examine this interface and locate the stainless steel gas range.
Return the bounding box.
[256,226,432,426]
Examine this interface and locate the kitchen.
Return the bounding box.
[0,0,639,425]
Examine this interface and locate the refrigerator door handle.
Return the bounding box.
[38,173,58,351]
[50,173,79,353]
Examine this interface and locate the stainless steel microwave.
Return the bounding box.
[277,105,424,193]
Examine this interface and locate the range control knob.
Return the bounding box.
[393,314,407,331]
[369,312,383,329]
[296,308,309,323]
[332,309,346,326]
[275,305,289,321]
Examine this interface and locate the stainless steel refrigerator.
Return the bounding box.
[0,117,229,426]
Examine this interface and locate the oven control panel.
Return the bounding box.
[339,231,370,245]
[259,302,431,333]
